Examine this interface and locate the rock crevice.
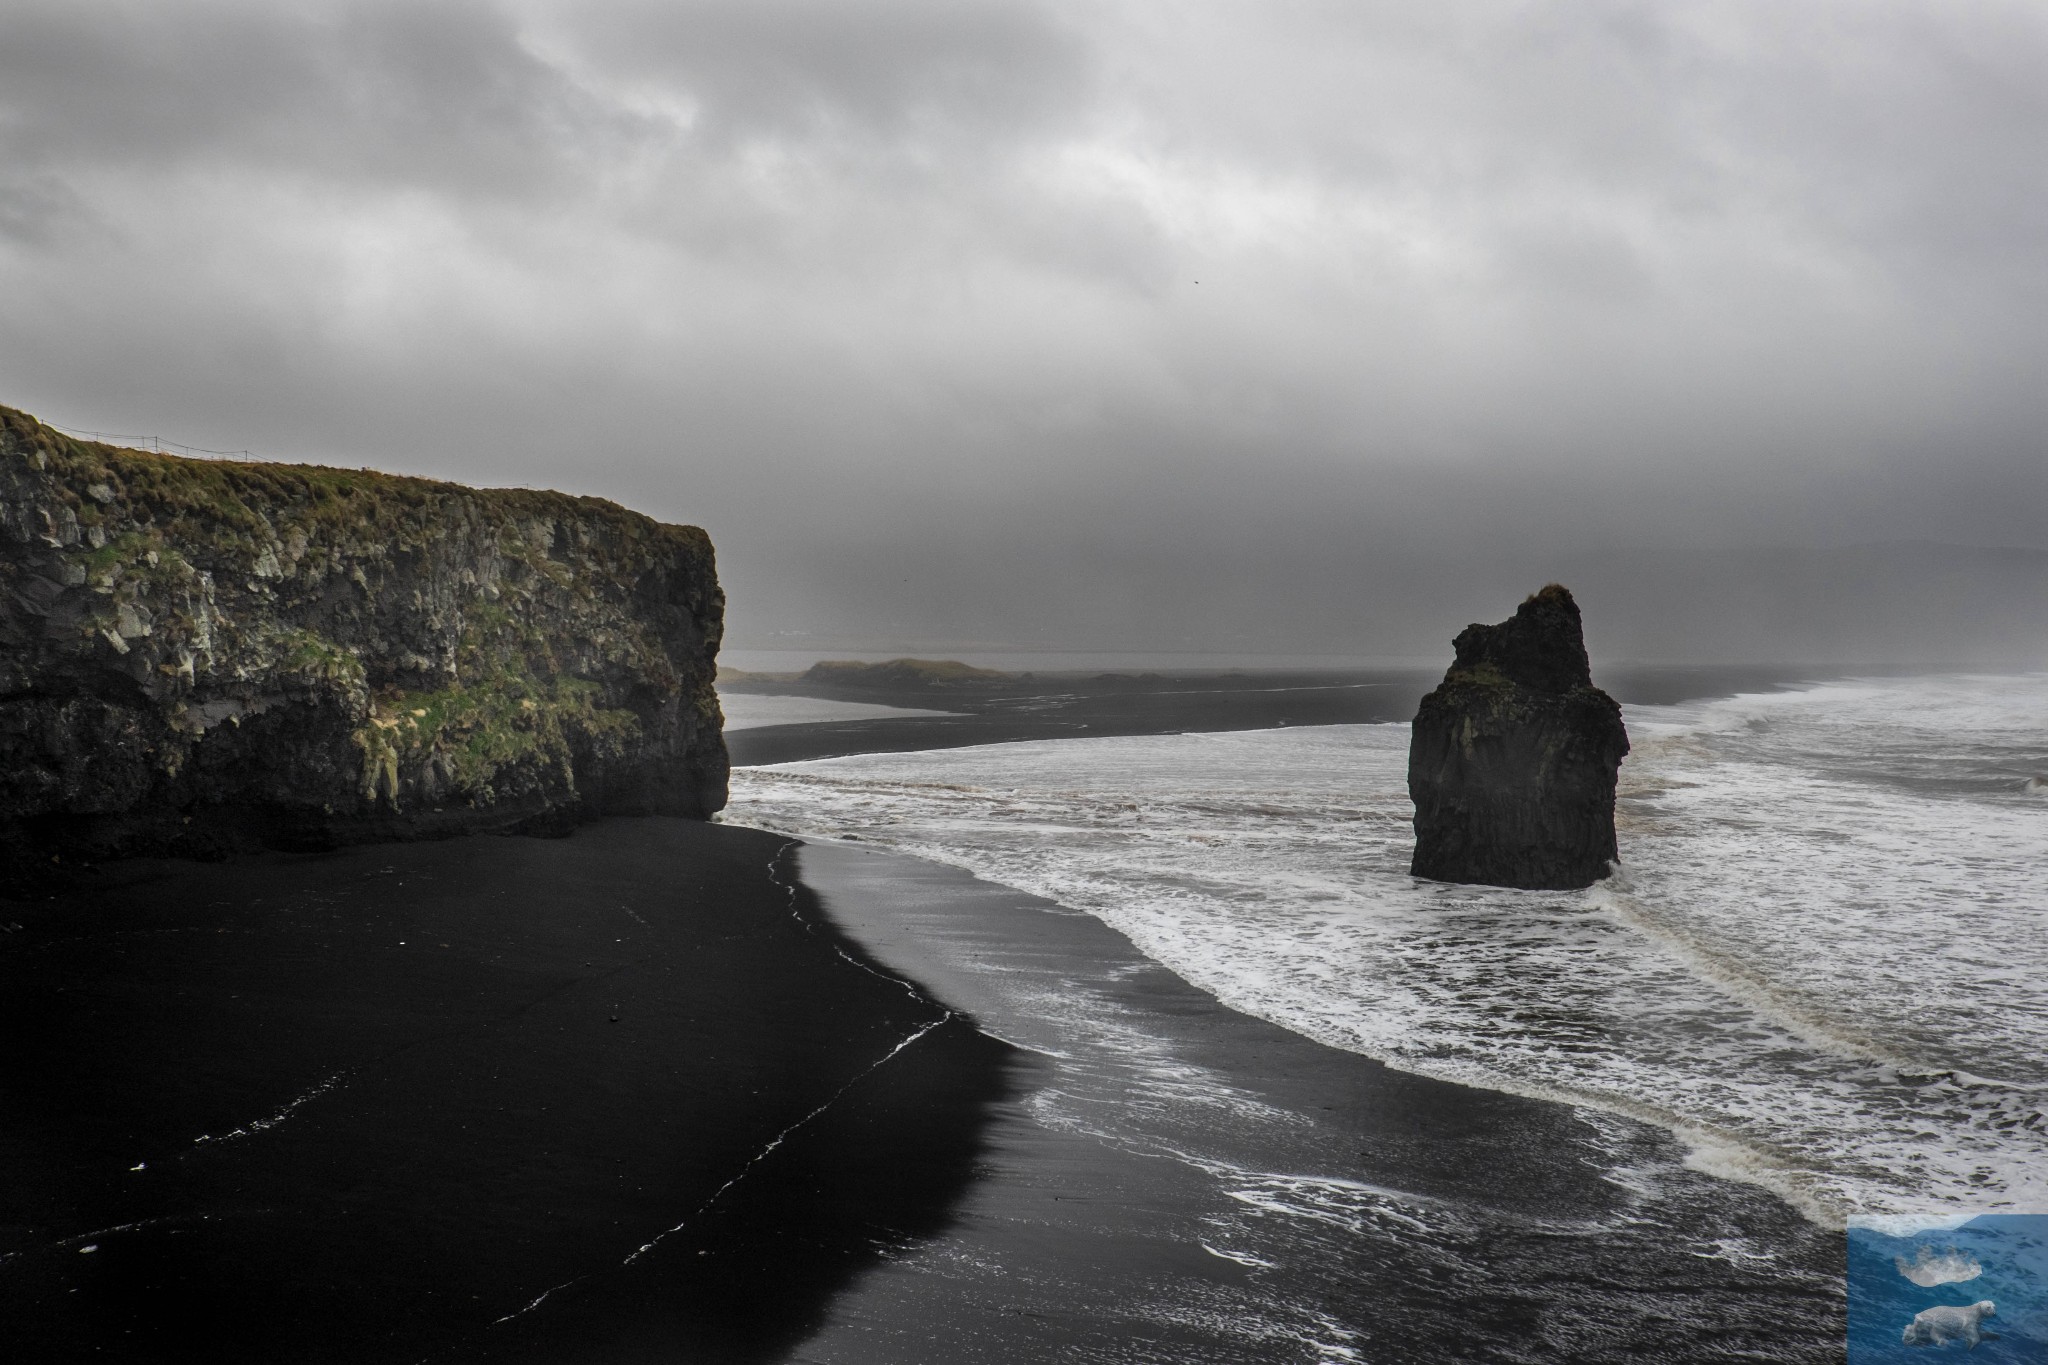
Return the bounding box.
[1408,585,1628,890]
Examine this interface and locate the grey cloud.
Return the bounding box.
[0,172,91,246]
[0,0,2040,663]
[0,1,644,198]
[539,0,1090,143]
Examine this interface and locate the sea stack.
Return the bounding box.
[1407,585,1629,889]
[0,404,727,883]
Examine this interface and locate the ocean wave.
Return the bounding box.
[727,673,2048,1225]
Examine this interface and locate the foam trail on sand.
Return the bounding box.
[492,1016,952,1326]
[193,1069,350,1145]
[0,1214,245,1267]
[765,839,937,1010]
[620,1015,951,1267]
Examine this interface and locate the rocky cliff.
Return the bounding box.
[0,405,726,883]
[1408,585,1628,890]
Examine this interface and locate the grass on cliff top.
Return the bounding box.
[0,403,709,556]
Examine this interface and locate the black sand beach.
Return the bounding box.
[5,665,1855,1362]
[724,663,1834,766]
[769,843,1844,1363]
[0,821,1013,1364]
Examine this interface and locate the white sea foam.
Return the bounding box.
[192,1069,350,1145]
[1893,1245,1983,1286]
[727,673,2048,1224]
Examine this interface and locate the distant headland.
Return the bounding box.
[798,657,1008,690]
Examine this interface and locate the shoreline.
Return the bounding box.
[716,672,1908,1238]
[771,838,1844,1362]
[713,662,2047,1358]
[724,661,1846,767]
[704,662,1988,1357]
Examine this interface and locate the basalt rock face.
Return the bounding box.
[1408,585,1629,890]
[0,405,727,884]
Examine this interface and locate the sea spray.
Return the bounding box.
[728,673,2048,1224]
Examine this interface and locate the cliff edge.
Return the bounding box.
[1408,585,1628,890]
[0,405,726,883]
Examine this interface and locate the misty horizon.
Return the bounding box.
[3,1,2041,664]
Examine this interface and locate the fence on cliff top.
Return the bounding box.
[46,422,257,461]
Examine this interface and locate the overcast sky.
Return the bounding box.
[2,1,2042,659]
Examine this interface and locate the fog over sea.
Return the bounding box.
[728,673,2048,1228]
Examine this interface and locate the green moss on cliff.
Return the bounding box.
[364,672,643,807]
[280,629,367,689]
[75,530,149,579]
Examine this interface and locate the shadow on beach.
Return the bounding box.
[0,819,1016,1364]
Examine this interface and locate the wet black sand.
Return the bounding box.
[776,843,1845,1364]
[0,820,1013,1363]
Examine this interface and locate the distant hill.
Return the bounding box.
[798,658,1007,690]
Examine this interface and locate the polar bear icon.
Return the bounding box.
[1902,1300,1996,1349]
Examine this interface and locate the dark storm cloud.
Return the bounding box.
[0,1,2041,661]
